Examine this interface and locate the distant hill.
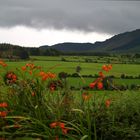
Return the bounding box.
[40,29,140,53]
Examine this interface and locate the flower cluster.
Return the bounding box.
[89,65,112,90]
[105,99,111,108]
[82,92,92,101]
[39,71,56,81]
[102,64,112,72]
[89,77,103,90]
[50,122,68,135]
[5,71,17,84]
[0,102,8,117]
[21,63,42,75]
[0,102,8,107]
[0,60,7,67]
[49,80,63,91]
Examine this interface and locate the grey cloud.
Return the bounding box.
[0,0,140,34]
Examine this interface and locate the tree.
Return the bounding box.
[18,50,29,59]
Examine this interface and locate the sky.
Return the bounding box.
[0,0,140,47]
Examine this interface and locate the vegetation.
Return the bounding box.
[0,59,140,140]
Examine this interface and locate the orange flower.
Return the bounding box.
[21,66,26,71]
[59,122,65,129]
[0,102,8,108]
[102,64,112,72]
[89,82,96,89]
[39,71,45,77]
[2,63,7,67]
[0,111,8,117]
[50,122,68,135]
[105,99,111,108]
[42,74,49,81]
[82,92,92,101]
[97,82,103,89]
[50,122,65,129]
[50,122,58,128]
[39,72,56,81]
[99,71,104,78]
[31,92,35,96]
[12,74,17,80]
[29,70,32,75]
[47,72,56,78]
[108,64,112,70]
[62,128,69,134]
[0,60,7,67]
[25,63,35,70]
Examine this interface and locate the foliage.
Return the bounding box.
[0,60,140,140]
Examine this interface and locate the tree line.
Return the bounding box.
[0,43,140,60]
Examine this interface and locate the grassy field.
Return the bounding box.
[4,59,140,77]
[67,77,140,88]
[2,56,140,89]
[1,56,140,139]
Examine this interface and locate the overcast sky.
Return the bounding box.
[0,0,140,47]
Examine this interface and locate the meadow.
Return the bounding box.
[5,56,140,89]
[0,56,140,140]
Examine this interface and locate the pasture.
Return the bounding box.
[0,56,140,140]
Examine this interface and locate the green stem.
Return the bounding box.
[94,117,97,140]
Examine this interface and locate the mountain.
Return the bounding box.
[40,29,140,53]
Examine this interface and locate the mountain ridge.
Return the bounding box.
[40,29,140,53]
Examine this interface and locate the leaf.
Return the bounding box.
[80,135,88,140]
[71,108,84,114]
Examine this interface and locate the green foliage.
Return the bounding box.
[0,60,140,140]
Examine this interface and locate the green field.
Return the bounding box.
[67,77,140,88]
[1,56,139,90]
[1,56,140,139]
[5,59,140,77]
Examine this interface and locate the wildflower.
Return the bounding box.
[108,64,112,70]
[50,122,68,135]
[0,111,8,117]
[59,122,65,129]
[5,72,17,84]
[50,85,55,91]
[0,102,8,108]
[50,122,65,129]
[102,64,112,72]
[82,92,92,101]
[21,66,26,71]
[42,74,48,81]
[97,82,103,89]
[0,60,7,67]
[99,71,104,78]
[50,122,58,128]
[89,82,96,89]
[39,71,46,77]
[29,70,32,75]
[105,99,111,108]
[62,128,69,134]
[31,92,35,96]
[39,72,56,81]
